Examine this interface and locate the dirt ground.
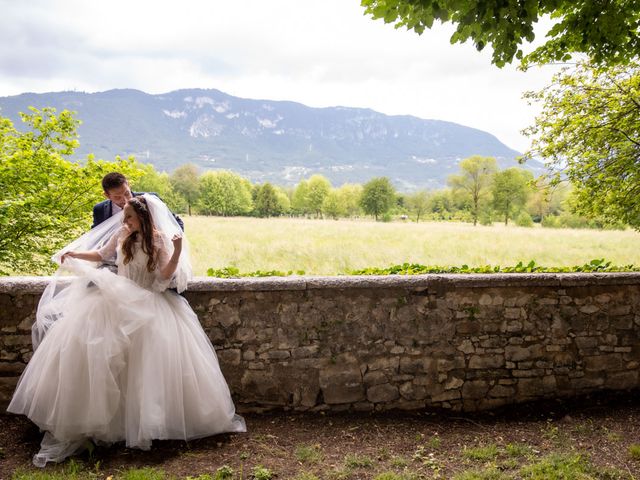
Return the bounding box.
[2,392,640,479]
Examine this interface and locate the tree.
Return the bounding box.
[491,168,533,225]
[336,183,363,218]
[170,163,200,216]
[526,177,569,222]
[291,180,310,216]
[405,190,430,222]
[254,183,281,217]
[360,0,640,68]
[360,177,396,221]
[0,108,143,275]
[197,170,253,216]
[130,163,186,213]
[448,156,498,226]
[306,174,332,218]
[523,60,640,229]
[322,190,345,220]
[427,190,454,220]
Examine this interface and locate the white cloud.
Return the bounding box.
[0,0,562,152]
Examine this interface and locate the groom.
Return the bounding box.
[92,172,184,230]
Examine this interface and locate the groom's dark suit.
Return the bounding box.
[92,192,184,230]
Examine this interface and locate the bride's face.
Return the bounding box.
[123,204,141,232]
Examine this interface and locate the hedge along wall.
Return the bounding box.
[1,273,639,413]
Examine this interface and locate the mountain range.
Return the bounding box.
[0,88,543,190]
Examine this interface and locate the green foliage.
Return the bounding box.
[515,212,534,227]
[251,465,274,480]
[448,155,497,226]
[404,190,429,222]
[197,170,253,216]
[519,453,596,479]
[0,107,143,275]
[295,444,323,464]
[360,177,396,220]
[524,61,640,230]
[629,444,640,460]
[291,180,310,216]
[120,468,167,480]
[322,190,345,219]
[336,183,363,217]
[463,444,500,461]
[491,168,532,225]
[374,473,420,480]
[344,453,374,468]
[214,465,235,480]
[207,266,305,278]
[130,162,186,214]
[350,259,638,275]
[11,459,87,480]
[294,473,321,480]
[306,174,332,218]
[453,466,511,480]
[170,163,200,215]
[360,0,640,68]
[254,183,282,217]
[505,443,534,458]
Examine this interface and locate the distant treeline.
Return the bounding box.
[133,156,625,229]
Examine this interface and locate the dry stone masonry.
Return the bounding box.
[1,274,639,413]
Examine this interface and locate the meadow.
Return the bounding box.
[183,216,640,276]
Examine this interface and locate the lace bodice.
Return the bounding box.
[98,228,172,291]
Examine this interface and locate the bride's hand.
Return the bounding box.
[61,251,77,263]
[171,234,183,253]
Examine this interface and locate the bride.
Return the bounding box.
[7,194,246,467]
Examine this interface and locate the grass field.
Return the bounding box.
[183,216,640,276]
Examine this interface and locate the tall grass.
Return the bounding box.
[183,216,640,276]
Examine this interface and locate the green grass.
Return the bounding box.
[344,453,374,468]
[462,444,500,462]
[520,453,624,480]
[629,444,640,460]
[294,444,323,464]
[183,216,640,276]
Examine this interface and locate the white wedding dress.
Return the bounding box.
[8,223,245,466]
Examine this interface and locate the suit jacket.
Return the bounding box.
[92,192,184,230]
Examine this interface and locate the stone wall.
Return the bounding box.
[1,274,639,413]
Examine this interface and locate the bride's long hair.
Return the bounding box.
[122,196,158,272]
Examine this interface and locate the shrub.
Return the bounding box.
[515,212,534,227]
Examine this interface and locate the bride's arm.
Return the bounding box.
[159,234,183,280]
[61,250,102,263]
[61,227,124,264]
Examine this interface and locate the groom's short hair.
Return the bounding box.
[102,172,128,192]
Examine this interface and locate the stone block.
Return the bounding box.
[319,365,364,404]
[457,339,475,354]
[584,354,625,372]
[444,376,464,390]
[400,356,431,374]
[517,378,545,397]
[489,384,514,397]
[580,305,600,315]
[468,354,504,369]
[364,371,388,387]
[606,371,639,389]
[431,389,461,402]
[217,348,242,366]
[462,380,490,399]
[367,383,400,403]
[505,344,545,362]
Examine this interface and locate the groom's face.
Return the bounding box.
[105,182,133,209]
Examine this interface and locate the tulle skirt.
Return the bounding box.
[7,268,245,466]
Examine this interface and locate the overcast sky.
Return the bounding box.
[0,0,562,152]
